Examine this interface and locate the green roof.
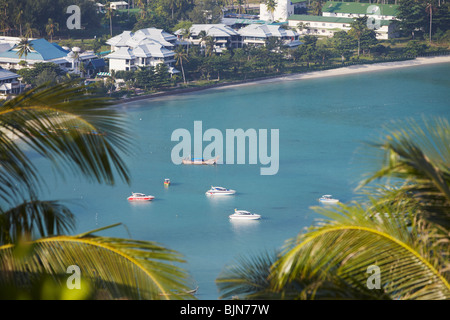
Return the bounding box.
[288,14,393,26]
[322,1,398,16]
[291,0,308,3]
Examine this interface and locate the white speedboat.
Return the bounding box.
[205,186,236,196]
[319,195,339,203]
[229,209,261,220]
[127,192,155,201]
[182,156,218,165]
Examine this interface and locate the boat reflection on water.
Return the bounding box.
[229,217,261,236]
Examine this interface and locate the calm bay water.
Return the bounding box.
[35,63,449,299]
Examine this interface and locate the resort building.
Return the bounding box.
[174,24,241,51]
[107,28,178,52]
[105,28,178,74]
[287,14,397,39]
[110,1,129,10]
[322,1,398,20]
[0,38,99,73]
[259,0,308,22]
[0,68,21,97]
[238,24,302,48]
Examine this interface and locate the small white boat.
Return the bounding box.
[205,186,236,196]
[182,156,218,165]
[229,209,261,220]
[127,192,155,201]
[319,195,339,203]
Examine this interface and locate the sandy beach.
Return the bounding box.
[221,55,450,88]
[119,55,450,103]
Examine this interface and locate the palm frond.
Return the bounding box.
[0,233,192,300]
[0,199,76,244]
[0,81,132,204]
[271,201,450,300]
[357,117,450,229]
[216,250,278,300]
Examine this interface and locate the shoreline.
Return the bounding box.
[118,55,450,105]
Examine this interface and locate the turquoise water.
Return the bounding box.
[35,63,449,299]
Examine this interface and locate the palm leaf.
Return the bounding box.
[0,230,192,300]
[357,117,450,229]
[271,201,450,300]
[216,250,278,300]
[0,81,132,204]
[0,199,76,244]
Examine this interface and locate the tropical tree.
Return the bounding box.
[348,17,371,56]
[264,0,277,21]
[0,82,192,299]
[425,2,436,43]
[15,37,34,60]
[216,117,450,300]
[331,31,354,63]
[310,0,323,16]
[175,45,189,84]
[105,2,114,36]
[45,18,59,43]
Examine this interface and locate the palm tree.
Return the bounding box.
[204,36,216,57]
[45,18,59,43]
[264,0,277,22]
[174,46,188,85]
[179,21,193,54]
[216,117,450,300]
[425,2,436,43]
[14,8,23,37]
[15,37,33,60]
[105,2,114,36]
[198,30,208,55]
[24,22,38,39]
[310,0,323,16]
[0,82,192,299]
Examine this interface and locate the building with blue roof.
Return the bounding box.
[0,38,100,75]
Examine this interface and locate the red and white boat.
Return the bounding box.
[127,192,155,201]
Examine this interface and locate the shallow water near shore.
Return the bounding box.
[35,63,450,299]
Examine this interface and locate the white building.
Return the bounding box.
[238,24,302,48]
[105,28,178,74]
[175,24,241,51]
[322,1,398,21]
[287,14,397,40]
[260,0,294,22]
[0,38,99,74]
[110,1,129,10]
[0,68,21,97]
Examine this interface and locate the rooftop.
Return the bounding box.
[238,24,299,38]
[0,68,20,81]
[175,24,239,37]
[0,38,69,61]
[322,1,399,16]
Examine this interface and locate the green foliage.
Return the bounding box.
[0,0,99,38]
[216,117,450,300]
[0,82,192,299]
[16,63,67,87]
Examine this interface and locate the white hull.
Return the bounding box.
[206,190,236,196]
[229,210,261,220]
[319,195,339,203]
[229,215,261,220]
[182,157,218,165]
[206,186,236,196]
[319,199,339,203]
[128,193,154,201]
